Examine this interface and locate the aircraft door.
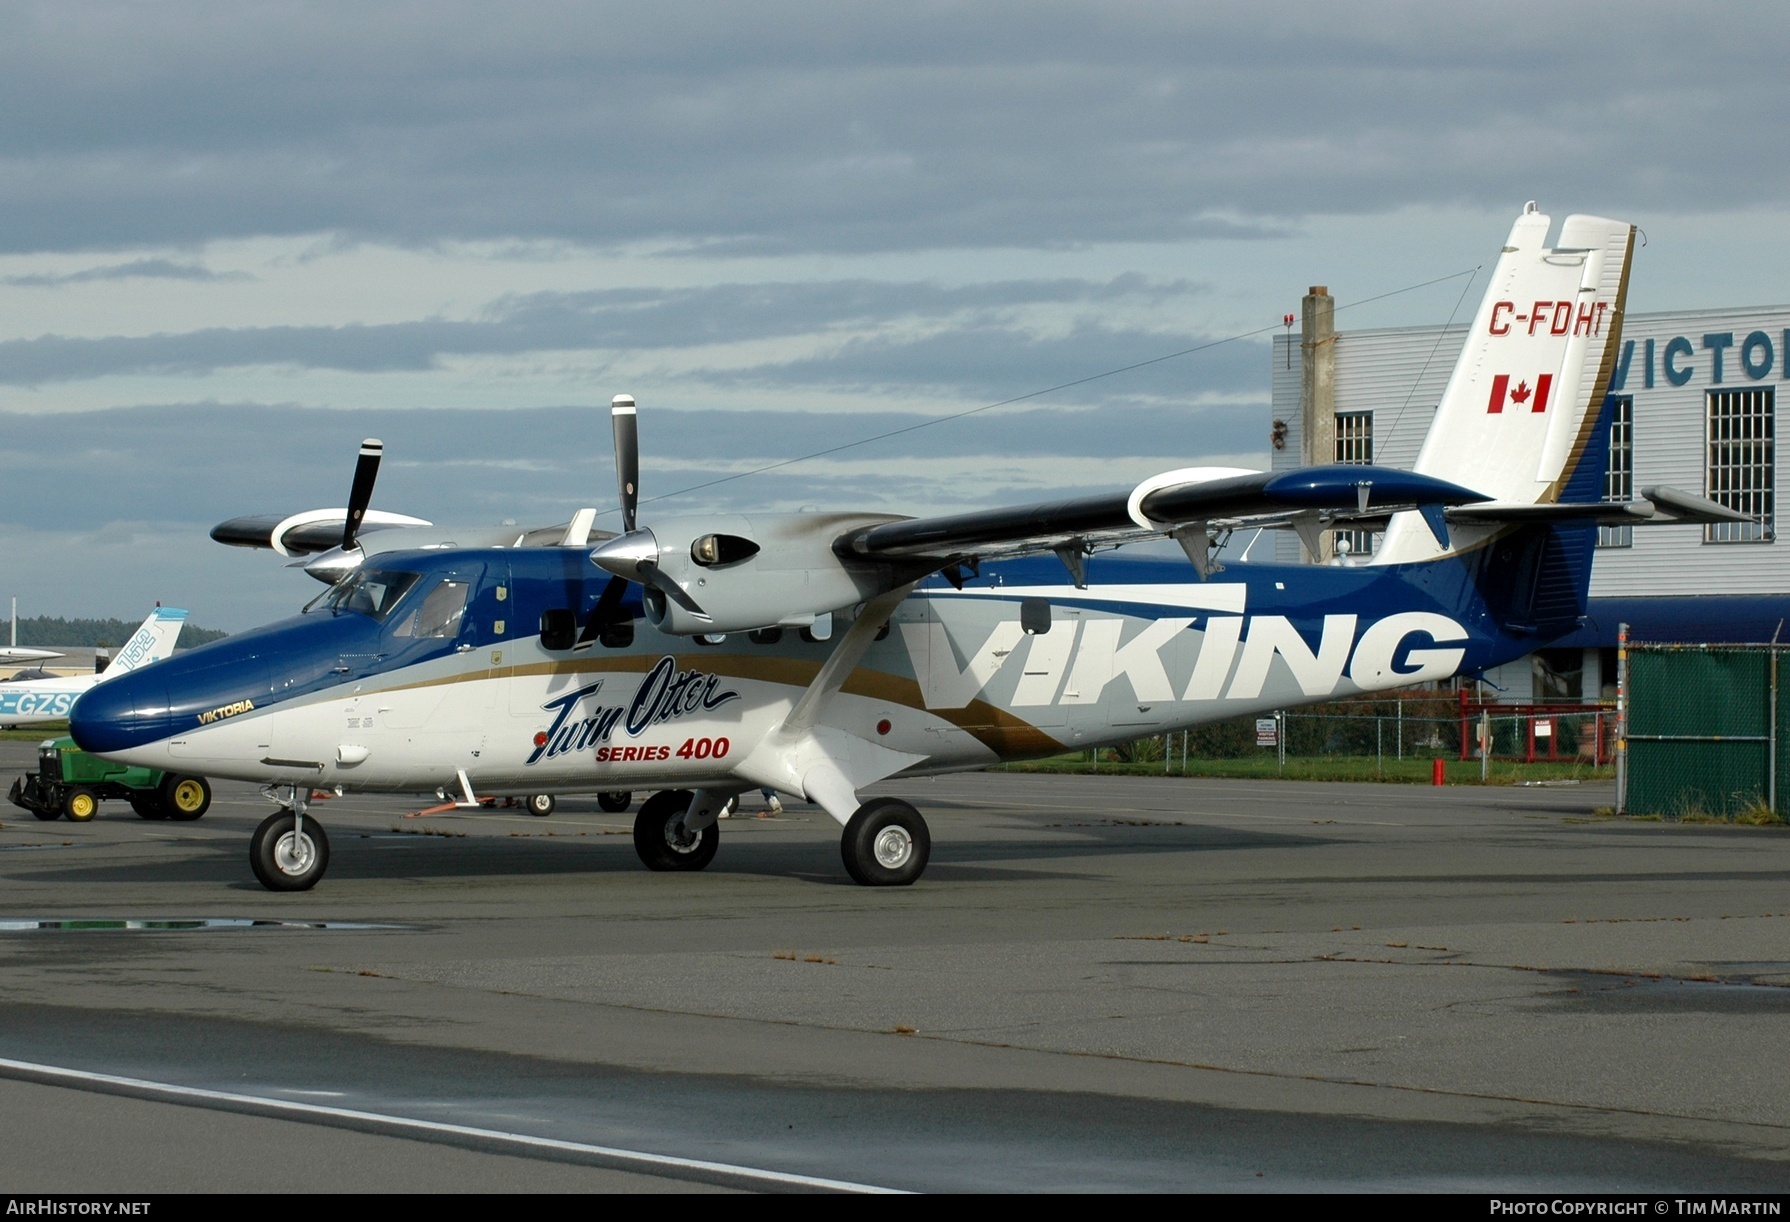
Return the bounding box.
[375,565,483,731]
[455,560,509,719]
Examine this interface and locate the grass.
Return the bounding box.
[993,753,1612,786]
[0,724,65,741]
[1593,800,1788,827]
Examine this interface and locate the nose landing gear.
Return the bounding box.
[632,789,719,872]
[250,786,330,891]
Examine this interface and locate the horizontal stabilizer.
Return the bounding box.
[1446,485,1750,528]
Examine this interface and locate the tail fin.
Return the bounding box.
[1376,204,1635,564]
[100,607,187,678]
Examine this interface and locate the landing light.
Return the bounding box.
[690,533,761,567]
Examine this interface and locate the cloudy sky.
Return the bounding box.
[5,1,1790,628]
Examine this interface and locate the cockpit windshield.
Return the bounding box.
[304,568,421,622]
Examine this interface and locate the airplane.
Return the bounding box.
[69,205,1747,893]
[0,607,188,727]
[2,600,64,667]
[1,648,64,668]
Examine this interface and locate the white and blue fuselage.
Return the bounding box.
[69,545,1550,798]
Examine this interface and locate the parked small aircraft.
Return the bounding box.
[71,206,1743,892]
[0,607,187,727]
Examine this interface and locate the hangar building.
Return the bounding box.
[1269,294,1790,702]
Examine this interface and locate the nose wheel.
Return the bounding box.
[250,808,331,891]
[841,798,930,886]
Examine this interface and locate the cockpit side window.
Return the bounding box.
[389,579,471,639]
[307,569,421,622]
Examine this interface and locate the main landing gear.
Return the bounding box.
[840,798,929,887]
[250,786,330,892]
[630,789,931,886]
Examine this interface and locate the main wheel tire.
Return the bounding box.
[632,789,718,872]
[160,774,212,821]
[249,809,330,892]
[526,793,556,817]
[129,792,170,820]
[62,787,99,822]
[31,803,63,821]
[840,798,930,886]
[597,790,632,813]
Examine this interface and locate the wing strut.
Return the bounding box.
[733,583,926,827]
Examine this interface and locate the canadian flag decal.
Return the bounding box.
[1487,373,1552,414]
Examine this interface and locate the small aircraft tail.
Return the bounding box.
[99,607,188,679]
[1375,205,1635,566]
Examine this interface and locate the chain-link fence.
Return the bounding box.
[1091,690,1613,779]
[1619,640,1786,818]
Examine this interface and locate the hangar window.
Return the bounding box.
[1706,389,1775,543]
[1599,396,1633,548]
[1333,410,1375,557]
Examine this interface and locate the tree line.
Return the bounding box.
[7,615,227,649]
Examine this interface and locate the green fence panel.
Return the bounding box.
[1626,646,1777,817]
[1628,650,1768,737]
[1627,740,1769,817]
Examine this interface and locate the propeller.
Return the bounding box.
[612,395,639,534]
[342,438,383,551]
[589,395,710,622]
[576,566,633,645]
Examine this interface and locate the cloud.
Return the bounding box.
[0,398,1269,530]
[1,258,251,287]
[0,274,1222,388]
[708,321,1265,402]
[0,3,1783,254]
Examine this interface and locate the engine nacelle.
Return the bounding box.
[601,512,915,636]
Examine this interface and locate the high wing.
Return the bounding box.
[0,647,62,665]
[834,464,1745,582]
[209,437,616,583]
[833,463,1488,579]
[211,509,437,556]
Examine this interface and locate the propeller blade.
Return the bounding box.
[576,575,631,644]
[637,559,709,619]
[342,438,384,550]
[611,394,638,533]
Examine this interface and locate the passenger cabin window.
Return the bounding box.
[390,579,471,638]
[540,609,577,651]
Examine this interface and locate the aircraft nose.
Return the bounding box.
[69,670,173,755]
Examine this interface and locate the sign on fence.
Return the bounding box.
[1255,718,1278,748]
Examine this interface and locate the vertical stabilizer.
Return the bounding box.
[1375,205,1635,564]
[99,607,188,679]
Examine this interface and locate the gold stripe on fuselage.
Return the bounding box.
[350,650,1063,759]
